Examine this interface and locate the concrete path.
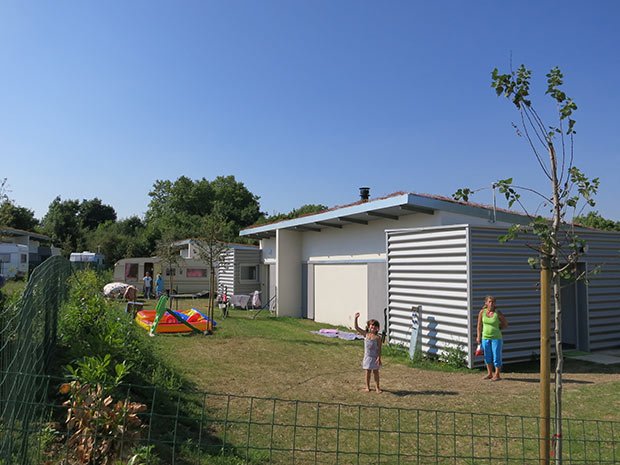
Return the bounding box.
[568,349,620,365]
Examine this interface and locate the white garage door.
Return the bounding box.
[314,264,368,328]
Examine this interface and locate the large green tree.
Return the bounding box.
[145,175,262,240]
[79,198,117,230]
[41,197,118,255]
[83,216,150,266]
[41,197,82,254]
[256,204,328,225]
[574,211,620,231]
[0,202,39,231]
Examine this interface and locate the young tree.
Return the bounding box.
[154,231,183,295]
[454,65,599,464]
[192,214,231,332]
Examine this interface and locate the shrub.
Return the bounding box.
[440,343,467,368]
[60,354,147,465]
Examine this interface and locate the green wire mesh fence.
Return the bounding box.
[0,256,72,465]
[1,374,619,465]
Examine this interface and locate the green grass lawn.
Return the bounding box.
[122,302,620,464]
[131,301,620,422]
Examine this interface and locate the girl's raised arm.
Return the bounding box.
[354,312,367,336]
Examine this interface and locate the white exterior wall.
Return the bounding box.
[276,229,302,317]
[314,264,368,327]
[260,238,276,262]
[302,214,439,261]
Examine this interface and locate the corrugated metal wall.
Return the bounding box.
[388,225,620,367]
[216,248,262,296]
[469,227,541,365]
[234,248,262,295]
[386,226,470,361]
[217,249,235,295]
[576,230,620,350]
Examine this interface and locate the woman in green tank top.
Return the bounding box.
[476,296,508,381]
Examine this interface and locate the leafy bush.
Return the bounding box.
[125,445,161,465]
[440,343,467,368]
[59,354,147,465]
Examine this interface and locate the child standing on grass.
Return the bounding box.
[354,312,382,393]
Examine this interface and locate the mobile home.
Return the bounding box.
[113,256,213,295]
[70,251,105,269]
[0,243,29,279]
[113,241,261,296]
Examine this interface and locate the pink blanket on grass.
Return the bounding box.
[311,328,363,341]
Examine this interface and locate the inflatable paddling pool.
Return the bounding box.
[135,308,216,333]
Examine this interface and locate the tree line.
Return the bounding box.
[0,175,327,267]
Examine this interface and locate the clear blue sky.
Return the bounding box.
[1,1,618,222]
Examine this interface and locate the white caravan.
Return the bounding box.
[0,243,29,279]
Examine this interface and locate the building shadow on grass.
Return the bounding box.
[501,376,594,385]
[506,357,620,376]
[386,389,459,397]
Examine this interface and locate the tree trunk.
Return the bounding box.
[553,273,563,464]
[549,142,563,464]
[208,269,215,333]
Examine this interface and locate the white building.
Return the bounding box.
[0,227,61,273]
[240,190,620,367]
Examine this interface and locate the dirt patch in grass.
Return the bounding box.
[143,309,620,421]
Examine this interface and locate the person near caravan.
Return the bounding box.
[476,295,508,381]
[143,272,153,299]
[155,273,164,297]
[103,282,137,301]
[354,312,382,393]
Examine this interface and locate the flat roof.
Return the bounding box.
[0,227,52,241]
[240,191,530,239]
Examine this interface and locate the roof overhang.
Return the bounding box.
[240,193,439,239]
[0,227,52,242]
[240,191,534,240]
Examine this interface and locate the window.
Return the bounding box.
[125,263,138,279]
[187,268,208,278]
[165,268,176,277]
[0,254,9,263]
[239,265,259,282]
[20,254,27,263]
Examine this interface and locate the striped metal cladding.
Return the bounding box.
[387,225,620,367]
[217,248,235,294]
[469,227,542,366]
[217,248,262,296]
[387,226,470,362]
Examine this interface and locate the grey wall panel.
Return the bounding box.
[234,248,262,294]
[469,227,542,365]
[368,261,388,325]
[577,231,620,350]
